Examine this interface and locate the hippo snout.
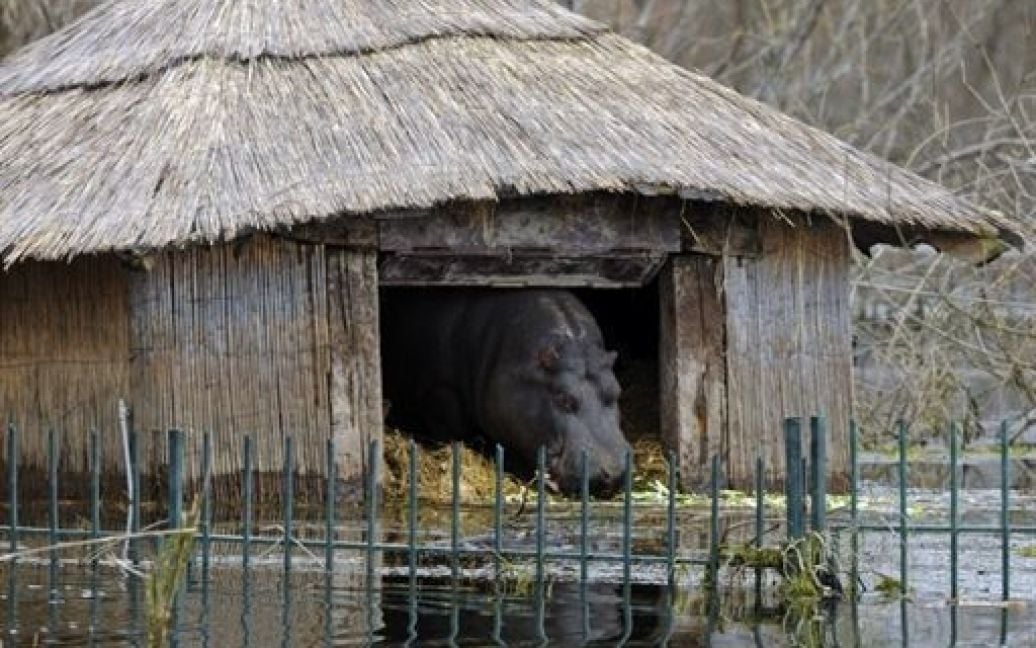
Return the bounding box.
[591,450,631,496]
[589,469,625,497]
[556,444,631,497]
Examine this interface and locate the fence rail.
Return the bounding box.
[1,414,1033,645]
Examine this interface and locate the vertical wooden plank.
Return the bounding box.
[723,251,764,486]
[812,223,853,488]
[307,244,333,477]
[722,216,852,489]
[658,255,726,490]
[327,249,383,497]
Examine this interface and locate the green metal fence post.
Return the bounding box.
[950,422,959,603]
[667,450,677,589]
[999,421,1011,648]
[618,448,635,646]
[127,423,141,642]
[6,420,16,555]
[580,448,591,642]
[754,454,764,604]
[535,445,548,644]
[706,454,721,647]
[281,434,295,648]
[129,426,140,568]
[622,448,633,589]
[200,431,212,646]
[89,428,101,549]
[326,438,336,574]
[452,441,461,583]
[494,444,503,579]
[324,438,336,648]
[168,429,184,531]
[88,428,100,644]
[167,428,184,648]
[849,420,859,600]
[784,418,805,540]
[897,421,909,597]
[408,438,418,583]
[708,455,721,589]
[6,421,18,641]
[535,445,547,591]
[1000,420,1010,605]
[580,449,590,585]
[47,427,59,607]
[810,415,827,532]
[242,435,253,576]
[366,438,380,592]
[283,436,294,578]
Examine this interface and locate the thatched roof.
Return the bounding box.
[0,0,1011,264]
[0,0,93,58]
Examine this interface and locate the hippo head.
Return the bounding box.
[486,330,632,497]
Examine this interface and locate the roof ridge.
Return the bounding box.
[3,28,610,98]
[0,0,605,94]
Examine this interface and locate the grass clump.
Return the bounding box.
[779,533,842,603]
[145,499,199,647]
[874,574,906,599]
[722,544,784,571]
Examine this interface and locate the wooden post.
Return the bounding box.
[722,217,852,490]
[327,247,383,500]
[658,254,726,490]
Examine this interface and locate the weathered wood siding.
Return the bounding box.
[662,215,852,490]
[1,234,382,497]
[327,249,383,492]
[723,218,852,488]
[129,235,381,489]
[658,255,726,489]
[0,258,130,479]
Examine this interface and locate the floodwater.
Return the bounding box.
[2,479,1035,646]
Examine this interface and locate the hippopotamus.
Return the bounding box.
[380,288,631,495]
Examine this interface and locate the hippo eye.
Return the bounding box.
[553,390,579,413]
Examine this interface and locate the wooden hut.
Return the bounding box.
[0,0,1012,494]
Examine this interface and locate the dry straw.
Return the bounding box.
[381,428,670,503]
[0,0,1008,265]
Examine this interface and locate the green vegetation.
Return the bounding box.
[145,499,199,647]
[874,574,906,599]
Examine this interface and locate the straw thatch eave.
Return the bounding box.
[0,0,1013,265]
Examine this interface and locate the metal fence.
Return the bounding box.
[1,415,1033,645]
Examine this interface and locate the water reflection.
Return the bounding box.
[1,560,1033,646]
[373,577,694,646]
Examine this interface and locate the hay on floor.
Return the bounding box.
[382,428,672,503]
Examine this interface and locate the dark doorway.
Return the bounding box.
[574,280,660,441]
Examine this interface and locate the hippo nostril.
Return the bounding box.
[589,469,626,498]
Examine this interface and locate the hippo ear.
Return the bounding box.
[537,346,561,373]
[604,351,618,367]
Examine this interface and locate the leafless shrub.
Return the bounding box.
[580,0,1036,444]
